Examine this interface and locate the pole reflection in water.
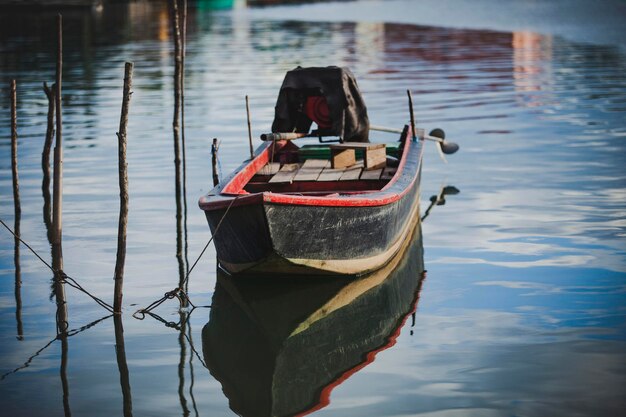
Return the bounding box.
[42,82,55,241]
[59,333,71,417]
[178,311,190,417]
[14,218,22,341]
[203,221,425,417]
[114,314,133,417]
[187,318,200,417]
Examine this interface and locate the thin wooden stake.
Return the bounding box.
[170,0,187,293]
[11,79,23,341]
[211,138,219,186]
[114,62,133,314]
[407,89,416,141]
[53,14,64,252]
[180,0,190,282]
[53,14,68,335]
[11,80,20,223]
[170,0,182,136]
[246,95,254,160]
[180,0,187,186]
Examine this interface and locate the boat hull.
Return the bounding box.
[204,168,420,275]
[201,130,423,276]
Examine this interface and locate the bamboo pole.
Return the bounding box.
[113,62,133,314]
[11,80,23,341]
[52,14,68,335]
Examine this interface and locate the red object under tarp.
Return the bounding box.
[304,96,332,129]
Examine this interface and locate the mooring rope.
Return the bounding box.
[2,189,238,319]
[0,314,112,381]
[133,194,239,319]
[145,309,209,370]
[1,218,53,270]
[0,218,115,313]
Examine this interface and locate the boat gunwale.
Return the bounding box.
[198,126,422,210]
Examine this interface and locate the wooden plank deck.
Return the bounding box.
[339,161,364,181]
[269,163,301,183]
[293,159,329,182]
[317,168,345,181]
[266,159,392,184]
[256,162,281,176]
[359,168,383,180]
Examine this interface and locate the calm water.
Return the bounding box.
[1,1,625,416]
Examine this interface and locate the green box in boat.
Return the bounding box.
[298,143,400,160]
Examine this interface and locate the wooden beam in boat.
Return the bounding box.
[269,163,301,183]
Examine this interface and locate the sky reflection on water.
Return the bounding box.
[0,1,625,416]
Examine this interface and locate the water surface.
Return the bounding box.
[0,1,625,416]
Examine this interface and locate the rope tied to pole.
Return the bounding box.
[133,195,239,319]
[0,218,115,314]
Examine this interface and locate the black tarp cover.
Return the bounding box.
[271,66,370,142]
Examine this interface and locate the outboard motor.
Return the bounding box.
[271,66,370,142]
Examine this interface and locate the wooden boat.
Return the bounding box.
[198,128,423,276]
[202,220,425,417]
[198,67,426,276]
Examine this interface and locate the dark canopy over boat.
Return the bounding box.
[198,67,424,276]
[202,222,425,417]
[271,66,370,142]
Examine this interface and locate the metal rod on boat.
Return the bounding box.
[246,95,254,159]
[114,62,133,314]
[260,132,311,141]
[369,125,460,155]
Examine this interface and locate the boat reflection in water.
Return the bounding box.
[202,221,425,417]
